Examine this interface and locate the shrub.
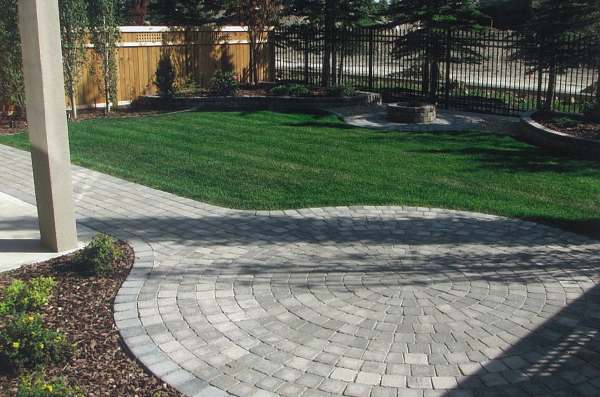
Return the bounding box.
[154,55,176,98]
[583,102,600,123]
[552,115,581,128]
[326,85,356,97]
[17,373,82,397]
[0,277,56,316]
[74,234,122,276]
[288,84,311,97]
[0,313,71,369]
[270,84,310,97]
[210,70,239,96]
[270,84,291,96]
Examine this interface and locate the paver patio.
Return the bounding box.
[1,143,600,397]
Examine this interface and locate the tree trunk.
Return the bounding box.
[338,52,344,83]
[331,45,337,86]
[104,52,111,115]
[70,91,77,120]
[430,61,439,101]
[422,59,430,97]
[544,64,557,112]
[322,0,336,87]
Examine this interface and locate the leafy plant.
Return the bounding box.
[552,115,581,128]
[288,84,311,97]
[59,0,89,120]
[270,83,311,97]
[0,277,56,316]
[17,373,82,397]
[210,70,239,96]
[154,54,176,98]
[0,0,25,115]
[88,0,121,115]
[270,84,291,96]
[326,85,356,97]
[0,313,71,369]
[75,234,122,275]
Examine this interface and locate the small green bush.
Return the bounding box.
[210,70,239,96]
[552,115,581,128]
[288,84,311,97]
[0,277,56,316]
[270,84,311,97]
[0,313,71,369]
[75,234,122,275]
[154,55,176,98]
[583,102,600,122]
[270,84,291,96]
[17,373,82,397]
[326,85,356,97]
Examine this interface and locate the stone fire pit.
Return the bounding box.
[387,102,436,123]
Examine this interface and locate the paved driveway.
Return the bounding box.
[1,144,599,397]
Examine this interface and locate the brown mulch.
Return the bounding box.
[0,109,171,135]
[0,242,182,397]
[533,112,600,140]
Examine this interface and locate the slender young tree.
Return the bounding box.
[390,0,486,100]
[511,0,599,112]
[59,0,89,119]
[0,0,25,118]
[225,0,281,85]
[88,0,121,114]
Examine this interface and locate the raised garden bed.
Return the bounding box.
[519,111,600,157]
[0,242,181,397]
[134,91,381,112]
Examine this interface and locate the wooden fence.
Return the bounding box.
[74,26,272,109]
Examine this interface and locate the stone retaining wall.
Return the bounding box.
[519,113,600,157]
[134,92,381,112]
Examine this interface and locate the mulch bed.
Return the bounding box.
[0,242,182,397]
[0,109,170,136]
[533,112,600,140]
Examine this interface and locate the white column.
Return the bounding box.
[18,0,78,252]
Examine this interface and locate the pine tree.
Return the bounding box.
[511,0,599,112]
[59,0,89,119]
[390,0,486,100]
[283,0,377,86]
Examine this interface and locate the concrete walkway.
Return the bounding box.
[0,191,86,272]
[1,143,599,397]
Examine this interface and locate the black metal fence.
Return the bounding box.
[273,27,600,116]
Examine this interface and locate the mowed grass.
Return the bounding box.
[2,110,599,238]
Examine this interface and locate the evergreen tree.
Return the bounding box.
[89,0,121,115]
[59,0,89,119]
[0,0,25,116]
[282,0,378,86]
[389,0,487,100]
[511,0,600,111]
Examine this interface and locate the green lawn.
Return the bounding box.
[2,110,599,238]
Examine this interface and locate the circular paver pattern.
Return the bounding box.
[127,207,600,397]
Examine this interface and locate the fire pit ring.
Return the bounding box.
[387,102,436,123]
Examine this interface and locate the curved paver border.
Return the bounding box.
[518,112,600,157]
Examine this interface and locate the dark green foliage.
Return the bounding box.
[0,313,71,369]
[390,0,487,100]
[326,85,356,97]
[551,115,582,128]
[0,0,25,113]
[17,373,82,397]
[75,234,122,275]
[271,84,311,96]
[154,54,176,98]
[0,277,56,316]
[210,70,239,96]
[510,0,600,111]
